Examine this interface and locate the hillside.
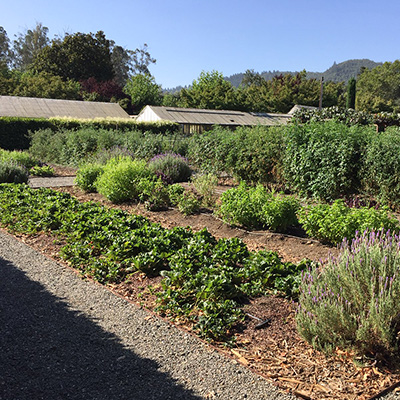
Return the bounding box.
[225,59,382,87]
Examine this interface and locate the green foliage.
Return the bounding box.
[29,165,55,177]
[31,31,114,82]
[95,157,154,203]
[123,73,162,113]
[219,182,299,232]
[176,191,201,215]
[191,172,218,207]
[75,163,104,192]
[148,152,192,184]
[283,120,372,201]
[0,160,28,183]
[0,149,38,169]
[362,127,400,208]
[356,61,400,113]
[298,200,400,245]
[296,230,400,357]
[187,125,285,184]
[167,183,185,206]
[138,178,170,211]
[0,184,307,342]
[179,70,238,110]
[346,77,356,109]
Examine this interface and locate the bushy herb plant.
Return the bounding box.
[296,230,400,357]
[148,152,192,183]
[191,172,218,207]
[219,182,299,232]
[75,163,104,192]
[0,160,29,183]
[0,149,39,169]
[95,157,154,203]
[29,165,55,177]
[298,199,400,245]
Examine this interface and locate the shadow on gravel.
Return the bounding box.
[0,257,203,400]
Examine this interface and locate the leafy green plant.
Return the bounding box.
[95,157,154,203]
[0,149,39,169]
[283,120,372,201]
[0,160,28,183]
[167,183,185,206]
[75,163,104,192]
[177,191,200,215]
[296,230,400,357]
[138,178,170,211]
[219,182,299,232]
[29,165,55,177]
[191,172,218,207]
[148,152,192,183]
[298,199,400,245]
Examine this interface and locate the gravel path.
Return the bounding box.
[29,176,76,188]
[0,230,296,400]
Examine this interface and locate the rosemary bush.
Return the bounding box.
[0,160,28,183]
[296,230,400,357]
[148,152,192,183]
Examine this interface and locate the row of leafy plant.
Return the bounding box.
[0,116,179,151]
[0,183,307,341]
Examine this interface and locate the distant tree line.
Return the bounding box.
[0,23,399,115]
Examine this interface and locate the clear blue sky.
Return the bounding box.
[1,0,399,89]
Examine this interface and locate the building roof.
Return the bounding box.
[0,96,130,119]
[136,106,290,126]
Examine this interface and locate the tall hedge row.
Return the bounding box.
[0,117,179,150]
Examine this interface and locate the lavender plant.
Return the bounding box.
[296,230,400,357]
[148,152,192,183]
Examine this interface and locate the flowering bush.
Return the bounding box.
[296,230,400,357]
[148,152,192,184]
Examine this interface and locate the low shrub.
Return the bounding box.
[219,182,299,232]
[30,165,55,177]
[138,178,170,211]
[0,160,29,183]
[177,191,200,215]
[298,199,400,245]
[167,184,185,206]
[148,152,192,183]
[0,149,39,169]
[95,157,154,203]
[75,164,104,192]
[296,230,400,357]
[191,173,218,207]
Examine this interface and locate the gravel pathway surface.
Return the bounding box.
[0,230,296,400]
[29,176,76,188]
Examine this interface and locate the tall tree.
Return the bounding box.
[12,22,50,70]
[356,61,400,112]
[131,43,156,75]
[179,70,238,110]
[123,73,162,113]
[110,44,134,86]
[346,77,356,109]
[31,31,114,82]
[0,27,12,68]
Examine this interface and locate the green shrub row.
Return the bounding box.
[218,185,399,244]
[29,127,188,166]
[0,183,307,341]
[0,116,179,150]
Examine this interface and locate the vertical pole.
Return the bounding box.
[319,77,324,110]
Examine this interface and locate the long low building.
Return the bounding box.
[0,95,130,119]
[136,105,291,134]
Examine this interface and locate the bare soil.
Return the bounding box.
[19,170,400,399]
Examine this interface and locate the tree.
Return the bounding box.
[346,77,356,109]
[179,70,238,110]
[0,26,12,69]
[12,22,50,70]
[131,43,156,75]
[31,31,114,82]
[110,44,134,86]
[356,61,400,113]
[12,71,81,99]
[80,77,126,102]
[124,73,162,113]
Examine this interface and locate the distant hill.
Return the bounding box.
[224,59,382,87]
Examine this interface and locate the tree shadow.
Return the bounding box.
[0,257,203,400]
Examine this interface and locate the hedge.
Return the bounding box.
[0,117,180,150]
